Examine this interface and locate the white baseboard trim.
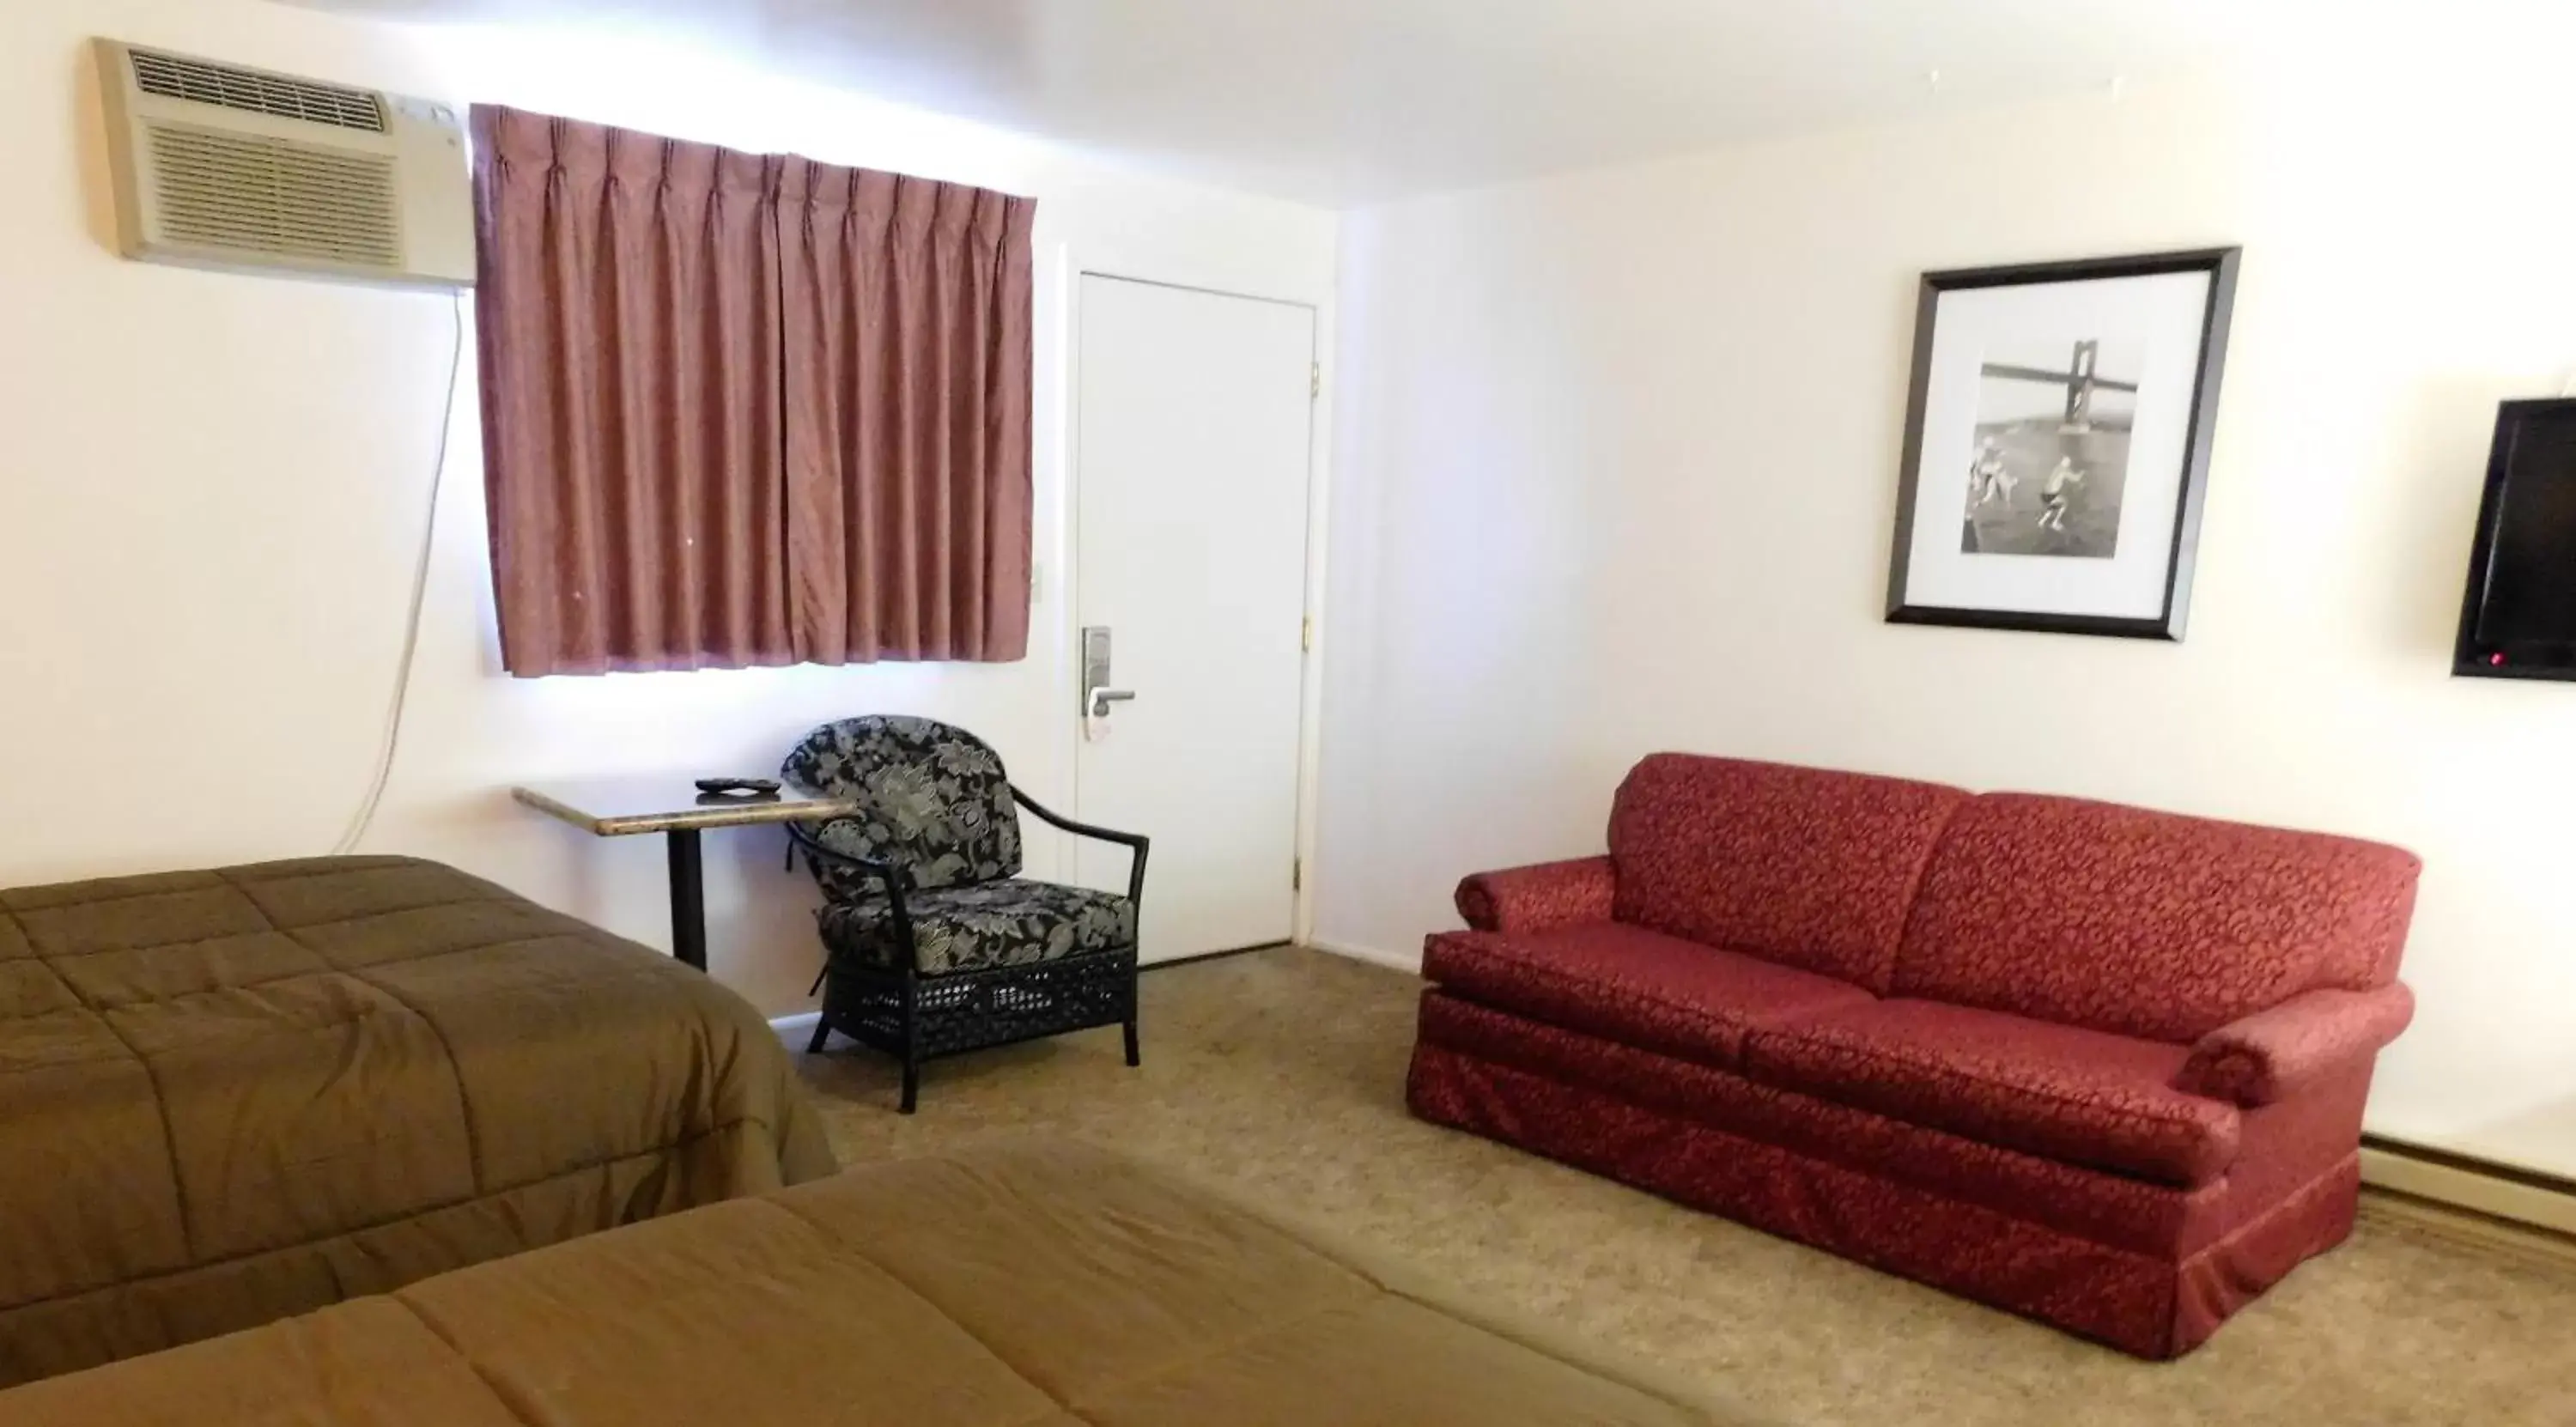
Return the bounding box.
[1306,937,1422,976]
[769,1010,821,1047]
[2360,1139,2576,1239]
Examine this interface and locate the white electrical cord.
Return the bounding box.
[331,290,469,856]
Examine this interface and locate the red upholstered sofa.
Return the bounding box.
[1406,754,2421,1358]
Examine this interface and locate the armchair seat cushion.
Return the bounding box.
[819,880,1137,977]
[1423,923,1871,1071]
[1743,999,2242,1187]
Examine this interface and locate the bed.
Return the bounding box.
[0,1138,1763,1426]
[0,854,835,1386]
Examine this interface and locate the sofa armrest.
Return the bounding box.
[2174,983,2415,1108]
[1454,857,1616,934]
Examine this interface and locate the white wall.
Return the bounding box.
[1316,60,2576,1176]
[0,0,1336,1017]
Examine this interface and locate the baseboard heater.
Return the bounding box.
[2360,1134,2576,1239]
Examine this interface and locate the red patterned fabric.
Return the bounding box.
[1893,793,2421,1041]
[1421,926,1868,1071]
[1453,857,1616,935]
[1408,1011,2362,1358]
[1607,755,1967,991]
[1415,993,2366,1260]
[2170,1160,2360,1354]
[1741,1000,2239,1187]
[1418,992,2211,1256]
[2177,984,2415,1108]
[2209,1063,2375,1243]
[1417,754,2418,1355]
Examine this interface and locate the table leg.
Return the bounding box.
[666,828,708,972]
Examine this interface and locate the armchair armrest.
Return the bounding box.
[2174,983,2415,1108]
[1455,856,1616,934]
[785,818,918,989]
[1012,786,1151,905]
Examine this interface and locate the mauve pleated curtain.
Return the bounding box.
[471,105,1034,676]
[780,161,1035,663]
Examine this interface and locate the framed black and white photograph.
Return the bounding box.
[1885,247,2239,640]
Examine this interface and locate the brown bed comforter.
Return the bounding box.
[0,1139,1765,1426]
[0,855,835,1386]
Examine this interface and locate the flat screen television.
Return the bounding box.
[2455,398,2576,680]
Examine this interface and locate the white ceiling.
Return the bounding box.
[295,0,2278,206]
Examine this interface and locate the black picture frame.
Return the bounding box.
[1884,246,2240,641]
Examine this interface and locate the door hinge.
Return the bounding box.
[1310,362,1321,399]
[1300,616,1314,653]
[1292,858,1303,892]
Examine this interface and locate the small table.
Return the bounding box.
[512,777,859,972]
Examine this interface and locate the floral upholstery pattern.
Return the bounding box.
[1412,752,2421,1355]
[785,715,1144,1109]
[1893,793,2423,1042]
[1422,925,1868,1071]
[781,716,1023,900]
[1414,991,2370,1260]
[1607,754,1967,992]
[1410,993,2367,1358]
[1741,999,2242,1187]
[817,878,1136,977]
[1454,857,1617,935]
[2176,983,2415,1108]
[1410,1029,2360,1359]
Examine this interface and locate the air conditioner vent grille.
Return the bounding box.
[131,48,386,133]
[146,124,403,270]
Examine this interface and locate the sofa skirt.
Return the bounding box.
[1406,991,2359,1358]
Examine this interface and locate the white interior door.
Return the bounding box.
[1074,275,1315,963]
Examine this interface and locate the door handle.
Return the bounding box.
[1079,626,1133,720]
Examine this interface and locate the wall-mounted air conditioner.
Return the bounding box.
[92,39,474,289]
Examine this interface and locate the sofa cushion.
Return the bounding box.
[1422,924,1871,1071]
[1607,755,1967,992]
[1892,794,2422,1042]
[1741,1000,2241,1187]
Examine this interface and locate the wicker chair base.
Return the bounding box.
[811,948,1140,1113]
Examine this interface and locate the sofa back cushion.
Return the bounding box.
[1892,793,2421,1042]
[1608,754,1969,991]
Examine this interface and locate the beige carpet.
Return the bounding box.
[793,948,2576,1426]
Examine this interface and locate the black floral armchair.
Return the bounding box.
[781,715,1148,1113]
